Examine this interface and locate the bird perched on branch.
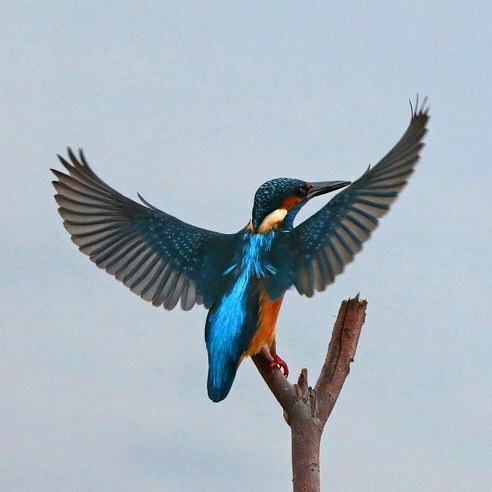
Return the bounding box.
[52,100,429,402]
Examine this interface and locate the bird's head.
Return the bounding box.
[250,177,350,233]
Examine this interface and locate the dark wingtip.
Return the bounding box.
[78,148,90,167]
[57,153,68,165]
[409,94,430,118]
[67,147,77,162]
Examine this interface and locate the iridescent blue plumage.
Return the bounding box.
[252,178,305,230]
[206,232,276,402]
[52,100,429,402]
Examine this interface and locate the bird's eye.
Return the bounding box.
[295,185,308,198]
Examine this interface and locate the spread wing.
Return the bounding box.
[52,149,236,310]
[284,100,429,296]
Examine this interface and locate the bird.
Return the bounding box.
[52,100,429,402]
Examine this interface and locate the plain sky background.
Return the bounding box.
[2,2,491,491]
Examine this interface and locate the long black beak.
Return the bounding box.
[306,180,351,199]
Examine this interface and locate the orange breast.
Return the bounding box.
[243,293,284,358]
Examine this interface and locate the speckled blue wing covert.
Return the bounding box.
[52,149,236,310]
[283,101,429,296]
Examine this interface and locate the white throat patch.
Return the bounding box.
[257,208,288,234]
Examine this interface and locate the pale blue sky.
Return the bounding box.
[2,2,491,491]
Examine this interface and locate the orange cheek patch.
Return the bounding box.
[281,195,302,210]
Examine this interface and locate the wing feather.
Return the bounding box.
[52,149,235,310]
[285,100,429,296]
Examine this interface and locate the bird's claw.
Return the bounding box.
[269,353,289,378]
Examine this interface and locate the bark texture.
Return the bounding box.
[252,295,367,492]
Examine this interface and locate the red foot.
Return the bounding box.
[269,352,289,378]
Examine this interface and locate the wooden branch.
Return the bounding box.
[252,347,297,412]
[314,295,367,423]
[252,295,367,492]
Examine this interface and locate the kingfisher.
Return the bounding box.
[52,101,428,402]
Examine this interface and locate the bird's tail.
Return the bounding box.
[207,360,239,403]
[204,280,258,402]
